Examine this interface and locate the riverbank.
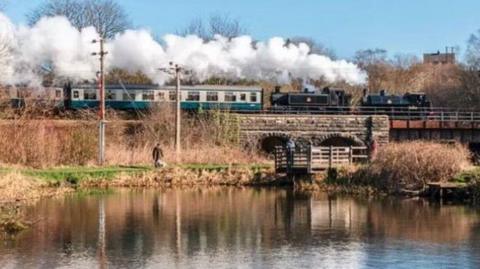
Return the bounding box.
[0,141,478,237]
[295,164,480,204]
[0,163,277,236]
[295,142,480,203]
[0,164,277,204]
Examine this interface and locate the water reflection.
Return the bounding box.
[1,188,480,268]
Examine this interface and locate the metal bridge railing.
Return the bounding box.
[238,107,480,122]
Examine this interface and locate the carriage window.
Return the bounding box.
[157,92,166,101]
[73,91,79,99]
[84,91,97,100]
[123,92,135,101]
[106,90,115,100]
[250,93,257,102]
[55,90,62,99]
[240,93,247,101]
[142,90,154,101]
[207,92,218,102]
[225,92,236,102]
[187,91,200,101]
[169,91,176,101]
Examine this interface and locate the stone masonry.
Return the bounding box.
[236,114,390,147]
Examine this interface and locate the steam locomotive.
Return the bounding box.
[270,86,431,110]
[361,89,431,108]
[271,86,351,110]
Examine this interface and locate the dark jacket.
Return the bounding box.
[152,146,163,161]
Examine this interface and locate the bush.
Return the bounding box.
[366,142,470,193]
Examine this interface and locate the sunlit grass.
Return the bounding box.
[0,163,273,182]
[0,166,151,183]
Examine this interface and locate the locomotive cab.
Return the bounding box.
[404,92,432,108]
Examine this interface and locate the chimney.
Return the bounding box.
[380,90,386,96]
[274,86,281,93]
[363,88,368,97]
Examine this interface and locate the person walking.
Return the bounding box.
[369,139,378,161]
[286,138,296,170]
[152,143,165,168]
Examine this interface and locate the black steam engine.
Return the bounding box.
[271,86,351,110]
[361,89,431,108]
[271,86,432,111]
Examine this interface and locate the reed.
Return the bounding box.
[0,108,267,167]
[363,142,471,193]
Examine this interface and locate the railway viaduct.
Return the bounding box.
[236,114,480,152]
[236,114,390,152]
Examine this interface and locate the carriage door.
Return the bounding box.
[63,83,72,108]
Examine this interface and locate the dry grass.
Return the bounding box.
[0,107,267,168]
[80,166,276,188]
[0,120,98,167]
[105,144,265,165]
[365,142,471,193]
[0,172,73,204]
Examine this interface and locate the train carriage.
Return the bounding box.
[66,84,263,111]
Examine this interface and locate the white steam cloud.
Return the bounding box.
[0,12,367,86]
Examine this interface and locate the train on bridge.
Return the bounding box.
[4,83,433,113]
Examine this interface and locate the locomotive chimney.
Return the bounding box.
[363,88,368,97]
[274,86,281,93]
[380,90,386,96]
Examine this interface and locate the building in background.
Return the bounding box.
[423,47,456,65]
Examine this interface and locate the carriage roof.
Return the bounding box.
[69,84,262,92]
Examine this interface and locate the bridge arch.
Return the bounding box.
[258,133,291,154]
[313,134,366,147]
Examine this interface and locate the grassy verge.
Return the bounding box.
[0,163,274,183]
[452,167,480,184]
[0,166,151,183]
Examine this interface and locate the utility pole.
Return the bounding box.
[92,38,108,165]
[159,62,189,159]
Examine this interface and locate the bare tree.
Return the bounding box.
[458,68,480,109]
[179,17,208,40]
[0,5,13,81]
[28,0,130,39]
[287,37,336,59]
[178,14,246,40]
[209,14,246,39]
[391,53,420,69]
[466,30,480,69]
[354,48,388,67]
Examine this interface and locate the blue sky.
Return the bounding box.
[4,0,480,59]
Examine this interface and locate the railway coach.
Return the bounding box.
[64,84,263,111]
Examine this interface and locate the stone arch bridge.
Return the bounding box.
[235,114,390,152]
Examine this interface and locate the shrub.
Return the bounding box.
[366,142,470,193]
[60,127,97,165]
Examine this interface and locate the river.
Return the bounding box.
[1,188,480,269]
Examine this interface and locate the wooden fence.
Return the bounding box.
[274,145,369,174]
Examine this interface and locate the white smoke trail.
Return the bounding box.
[0,12,367,86]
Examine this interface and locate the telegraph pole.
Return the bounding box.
[92,38,108,165]
[159,62,189,159]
